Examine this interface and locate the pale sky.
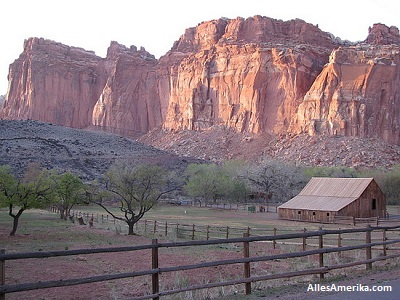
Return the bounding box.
[0,0,399,95]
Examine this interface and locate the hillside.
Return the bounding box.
[139,127,400,168]
[0,120,197,180]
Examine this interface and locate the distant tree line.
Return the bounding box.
[1,159,400,236]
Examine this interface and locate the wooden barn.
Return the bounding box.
[278,177,386,223]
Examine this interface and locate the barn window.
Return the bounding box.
[298,211,301,215]
[327,213,330,217]
[312,212,316,216]
[372,199,377,210]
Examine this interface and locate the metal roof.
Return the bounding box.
[278,177,374,212]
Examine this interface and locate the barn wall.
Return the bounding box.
[278,208,335,223]
[338,181,386,218]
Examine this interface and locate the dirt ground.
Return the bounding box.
[2,209,400,300]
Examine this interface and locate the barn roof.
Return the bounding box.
[278,177,374,212]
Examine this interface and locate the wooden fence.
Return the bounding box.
[2,225,400,299]
[334,215,400,226]
[60,208,281,240]
[62,207,400,242]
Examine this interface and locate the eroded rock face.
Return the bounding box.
[1,38,106,128]
[161,16,338,133]
[2,19,400,146]
[290,44,400,144]
[92,42,161,135]
[366,23,400,45]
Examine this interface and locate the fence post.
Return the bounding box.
[192,224,195,240]
[151,239,159,300]
[226,226,229,239]
[165,221,168,237]
[366,225,372,270]
[243,233,251,295]
[153,220,157,234]
[383,229,387,256]
[318,227,324,280]
[302,228,307,251]
[206,225,210,240]
[144,220,147,233]
[273,228,277,249]
[337,229,342,258]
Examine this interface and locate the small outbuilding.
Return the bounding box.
[278,177,386,223]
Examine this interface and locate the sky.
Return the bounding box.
[0,0,399,95]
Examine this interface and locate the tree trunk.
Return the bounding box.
[59,209,65,220]
[9,206,24,236]
[128,222,135,235]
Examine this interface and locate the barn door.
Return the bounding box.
[371,199,377,217]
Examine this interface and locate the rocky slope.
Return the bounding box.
[1,16,400,167]
[139,128,400,168]
[0,120,196,180]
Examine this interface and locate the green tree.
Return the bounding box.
[361,166,400,205]
[304,166,358,178]
[220,161,249,202]
[184,164,223,205]
[52,172,85,220]
[184,162,248,205]
[92,163,175,235]
[0,164,54,236]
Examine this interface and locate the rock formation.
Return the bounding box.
[160,17,339,133]
[1,38,106,128]
[2,17,400,146]
[91,42,161,135]
[290,35,400,144]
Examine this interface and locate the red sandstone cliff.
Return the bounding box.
[159,16,339,133]
[290,33,400,144]
[2,18,400,146]
[1,38,106,128]
[91,42,161,135]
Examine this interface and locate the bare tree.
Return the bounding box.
[245,159,307,204]
[92,163,176,235]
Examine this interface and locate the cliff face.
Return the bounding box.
[290,43,400,144]
[160,16,338,133]
[91,42,161,135]
[1,38,106,128]
[2,17,400,145]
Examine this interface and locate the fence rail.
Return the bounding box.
[2,225,400,299]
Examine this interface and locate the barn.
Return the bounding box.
[278,177,386,223]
